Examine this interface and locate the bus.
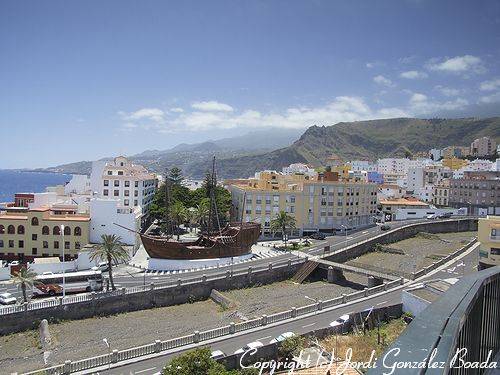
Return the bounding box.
[32,270,104,297]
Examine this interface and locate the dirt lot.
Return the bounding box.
[0,280,358,374]
[347,231,476,276]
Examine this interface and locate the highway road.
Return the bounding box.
[93,228,479,375]
[0,218,472,301]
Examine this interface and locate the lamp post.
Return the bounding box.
[341,225,348,247]
[60,225,66,298]
[103,338,111,370]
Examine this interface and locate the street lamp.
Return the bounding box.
[103,338,111,370]
[60,225,66,298]
[341,225,348,247]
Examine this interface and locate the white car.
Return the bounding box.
[427,214,438,220]
[234,340,263,355]
[210,350,225,360]
[269,331,296,344]
[0,292,17,305]
[330,314,350,328]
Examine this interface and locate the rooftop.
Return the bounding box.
[379,197,429,206]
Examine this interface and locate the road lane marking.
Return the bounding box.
[376,300,388,306]
[135,367,157,374]
[257,335,271,341]
[302,322,316,328]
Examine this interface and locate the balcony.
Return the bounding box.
[369,266,500,374]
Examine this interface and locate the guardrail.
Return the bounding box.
[23,277,406,375]
[370,265,500,375]
[0,257,306,317]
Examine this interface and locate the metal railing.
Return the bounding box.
[369,266,500,375]
[22,277,406,375]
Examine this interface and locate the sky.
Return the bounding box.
[1,0,500,168]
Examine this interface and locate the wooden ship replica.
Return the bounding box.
[140,158,261,260]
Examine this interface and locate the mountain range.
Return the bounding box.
[41,117,500,179]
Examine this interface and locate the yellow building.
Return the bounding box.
[228,171,378,237]
[442,157,469,170]
[0,206,90,262]
[478,215,500,270]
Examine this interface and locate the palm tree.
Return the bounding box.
[89,234,129,291]
[186,207,196,232]
[171,201,187,240]
[12,267,38,303]
[270,210,297,249]
[194,199,210,232]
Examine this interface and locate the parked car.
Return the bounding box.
[380,224,391,231]
[210,350,225,360]
[9,261,20,266]
[269,331,296,344]
[234,341,263,355]
[427,214,438,220]
[329,314,350,328]
[439,212,452,219]
[0,292,17,305]
[309,232,326,240]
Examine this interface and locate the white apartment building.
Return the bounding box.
[91,156,157,216]
[429,148,443,161]
[282,163,317,178]
[349,160,377,173]
[406,167,425,193]
[471,137,497,157]
[377,158,411,175]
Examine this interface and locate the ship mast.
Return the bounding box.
[164,168,173,238]
[207,156,222,237]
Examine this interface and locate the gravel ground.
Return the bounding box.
[0,280,357,374]
[347,231,476,275]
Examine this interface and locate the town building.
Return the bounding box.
[477,215,500,270]
[282,163,317,178]
[228,170,378,237]
[448,171,500,216]
[470,136,497,157]
[442,146,470,159]
[378,197,430,221]
[442,157,469,171]
[429,148,443,161]
[0,202,90,262]
[433,181,450,207]
[348,160,377,173]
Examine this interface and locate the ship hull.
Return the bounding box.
[140,222,261,260]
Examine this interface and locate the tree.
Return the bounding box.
[270,210,296,249]
[171,201,187,240]
[169,167,184,185]
[194,198,210,230]
[12,267,38,303]
[89,234,129,291]
[162,348,258,375]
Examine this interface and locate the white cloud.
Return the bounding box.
[479,78,500,91]
[427,55,486,74]
[366,62,374,68]
[373,75,394,87]
[408,92,468,114]
[118,108,165,123]
[191,101,234,112]
[400,70,428,79]
[169,107,184,113]
[478,92,500,104]
[434,85,462,97]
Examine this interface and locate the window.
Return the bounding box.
[125,181,130,187]
[54,241,59,249]
[75,242,81,250]
[107,171,112,175]
[7,225,15,234]
[32,234,37,241]
[31,217,39,226]
[0,225,3,234]
[104,180,109,186]
[114,190,119,196]
[0,240,3,247]
[64,226,71,235]
[18,240,24,248]
[124,190,130,196]
[114,180,119,187]
[103,189,109,196]
[491,229,497,237]
[134,200,138,206]
[9,240,14,248]
[74,227,81,236]
[124,199,129,206]
[42,226,49,235]
[17,225,25,234]
[135,181,139,187]
[53,226,61,235]
[134,190,138,197]
[491,248,500,255]
[65,241,70,250]
[118,171,124,175]
[43,241,48,249]
[32,248,37,255]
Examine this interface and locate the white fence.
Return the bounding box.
[23,277,405,375]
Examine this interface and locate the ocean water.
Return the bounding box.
[0,170,72,203]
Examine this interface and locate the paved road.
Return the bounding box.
[0,218,472,301]
[97,233,479,375]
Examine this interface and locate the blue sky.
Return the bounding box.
[1,0,500,168]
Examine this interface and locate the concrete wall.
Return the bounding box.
[0,262,303,335]
[324,219,477,264]
[402,290,430,317]
[0,266,10,281]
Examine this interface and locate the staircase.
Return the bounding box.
[292,260,319,283]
